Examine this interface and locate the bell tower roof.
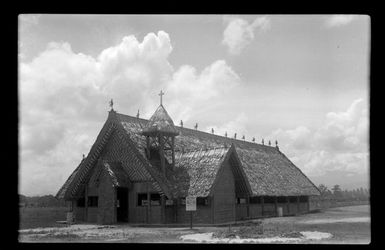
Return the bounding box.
[142,104,179,136]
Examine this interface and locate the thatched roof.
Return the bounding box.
[117,112,320,197]
[165,145,253,197]
[57,110,319,200]
[167,147,229,197]
[56,112,168,200]
[236,148,318,196]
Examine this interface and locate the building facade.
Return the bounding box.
[56,102,320,225]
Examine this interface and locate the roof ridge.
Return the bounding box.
[116,112,149,123]
[179,145,229,154]
[116,112,276,150]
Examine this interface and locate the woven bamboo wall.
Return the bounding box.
[236,204,248,220]
[249,204,263,218]
[213,161,235,223]
[97,171,116,224]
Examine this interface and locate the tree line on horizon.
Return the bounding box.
[19,194,66,207]
[317,184,370,202]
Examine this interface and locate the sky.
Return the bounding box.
[18,14,370,196]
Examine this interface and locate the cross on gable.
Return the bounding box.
[159,90,164,105]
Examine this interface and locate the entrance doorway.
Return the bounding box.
[116,187,129,222]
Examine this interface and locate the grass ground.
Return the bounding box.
[19,205,370,243]
[19,207,68,230]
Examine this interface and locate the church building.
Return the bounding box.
[56,92,320,225]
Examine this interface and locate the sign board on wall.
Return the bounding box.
[186,196,196,211]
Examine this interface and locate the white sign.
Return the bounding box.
[186,196,196,211]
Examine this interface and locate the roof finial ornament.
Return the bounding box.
[180,120,183,128]
[275,140,279,149]
[136,109,140,118]
[242,135,245,141]
[252,137,255,143]
[194,123,198,130]
[234,133,237,139]
[225,131,227,137]
[159,90,164,105]
[268,140,271,146]
[82,154,85,159]
[109,99,114,111]
[211,128,214,134]
[262,138,264,145]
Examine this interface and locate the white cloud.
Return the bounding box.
[165,60,240,122]
[269,98,369,177]
[19,30,241,196]
[314,98,368,153]
[20,124,98,196]
[270,126,312,151]
[222,16,270,55]
[325,15,357,28]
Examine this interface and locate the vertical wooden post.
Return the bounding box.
[190,211,193,229]
[114,188,117,224]
[146,183,150,224]
[68,200,73,224]
[212,196,215,224]
[159,135,165,176]
[233,195,236,223]
[174,198,178,223]
[261,196,264,217]
[287,197,291,215]
[247,196,250,219]
[146,136,150,158]
[85,185,88,221]
[274,197,278,217]
[171,136,175,170]
[72,200,76,223]
[307,196,310,212]
[161,195,166,224]
[297,196,300,214]
[127,188,130,223]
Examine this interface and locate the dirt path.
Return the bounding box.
[19,205,370,243]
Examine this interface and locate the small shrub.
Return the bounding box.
[48,232,81,239]
[212,221,265,239]
[280,231,303,238]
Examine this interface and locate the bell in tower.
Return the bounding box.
[141,90,179,175]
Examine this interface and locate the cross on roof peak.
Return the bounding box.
[159,90,165,105]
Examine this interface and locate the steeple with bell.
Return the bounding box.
[141,91,179,175]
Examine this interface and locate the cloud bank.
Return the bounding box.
[19,31,240,195]
[222,16,270,55]
[269,98,368,177]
